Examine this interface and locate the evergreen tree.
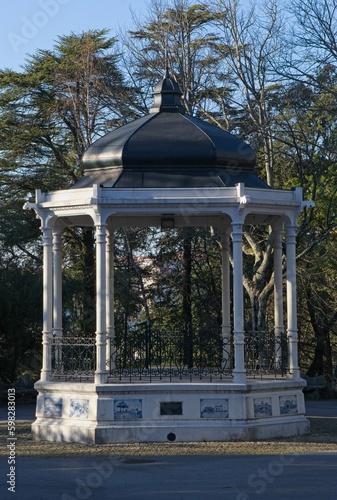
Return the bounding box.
[0,30,137,379]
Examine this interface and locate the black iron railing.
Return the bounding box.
[108,329,232,382]
[51,336,95,381]
[245,330,289,378]
[50,330,289,382]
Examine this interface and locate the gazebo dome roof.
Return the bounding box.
[76,70,268,189]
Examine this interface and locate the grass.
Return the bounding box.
[1,417,337,458]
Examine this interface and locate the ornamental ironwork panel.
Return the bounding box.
[51,337,95,381]
[244,330,289,378]
[108,328,233,382]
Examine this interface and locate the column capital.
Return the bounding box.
[52,228,62,252]
[42,226,53,245]
[285,224,297,238]
[95,223,107,244]
[231,221,243,241]
[273,226,284,237]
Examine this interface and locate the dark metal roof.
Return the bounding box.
[75,70,269,189]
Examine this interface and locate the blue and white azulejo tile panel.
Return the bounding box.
[44,397,62,417]
[70,399,89,419]
[253,397,272,417]
[114,399,142,420]
[200,399,229,419]
[279,395,298,415]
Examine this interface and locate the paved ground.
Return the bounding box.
[303,399,337,417]
[1,451,337,500]
[0,402,36,421]
[1,400,336,500]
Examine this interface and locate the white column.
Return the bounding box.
[41,226,53,382]
[95,223,108,384]
[52,227,63,374]
[231,222,246,384]
[106,229,115,370]
[221,230,231,370]
[286,224,300,380]
[273,223,284,371]
[52,227,63,339]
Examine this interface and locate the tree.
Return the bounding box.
[297,243,337,384]
[122,0,223,116]
[196,0,283,335]
[2,1,337,383]
[0,202,42,382]
[0,30,132,193]
[0,30,137,379]
[144,227,222,368]
[272,65,337,380]
[128,0,286,338]
[119,1,226,366]
[283,0,337,88]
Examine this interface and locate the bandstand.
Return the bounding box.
[25,71,311,443]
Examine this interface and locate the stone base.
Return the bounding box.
[32,380,310,444]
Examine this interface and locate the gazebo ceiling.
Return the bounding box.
[74,70,269,190]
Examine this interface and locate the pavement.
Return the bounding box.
[0,452,336,500]
[303,398,337,417]
[0,402,36,422]
[0,400,336,500]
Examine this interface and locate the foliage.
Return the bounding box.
[0,30,136,379]
[1,1,337,382]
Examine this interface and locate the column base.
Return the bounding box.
[95,373,108,384]
[39,370,51,382]
[233,370,246,384]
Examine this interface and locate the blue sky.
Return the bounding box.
[0,0,147,71]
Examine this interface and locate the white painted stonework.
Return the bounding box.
[32,379,309,444]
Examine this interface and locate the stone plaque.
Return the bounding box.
[160,402,183,416]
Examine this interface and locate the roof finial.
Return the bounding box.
[150,65,185,114]
[149,33,184,113]
[164,32,169,76]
